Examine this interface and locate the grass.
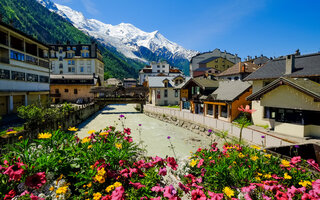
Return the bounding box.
[163,105,180,108]
[255,124,269,129]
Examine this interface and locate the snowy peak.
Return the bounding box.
[36,0,197,63]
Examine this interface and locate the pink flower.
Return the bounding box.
[129,168,138,177]
[301,193,315,200]
[262,194,272,200]
[3,163,26,182]
[30,194,45,200]
[241,185,256,193]
[158,167,167,176]
[120,168,129,178]
[238,105,256,113]
[307,159,320,172]
[151,197,161,200]
[163,185,178,199]
[25,172,46,189]
[151,185,164,193]
[274,190,288,200]
[4,190,16,200]
[111,186,125,200]
[191,189,206,200]
[200,168,206,177]
[208,191,224,200]
[291,156,301,165]
[197,159,204,168]
[101,195,112,200]
[178,182,190,193]
[152,156,164,165]
[124,128,131,135]
[129,181,145,189]
[167,157,178,170]
[119,160,126,166]
[124,136,133,143]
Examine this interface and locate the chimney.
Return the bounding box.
[285,54,295,74]
[295,49,300,56]
[255,56,257,59]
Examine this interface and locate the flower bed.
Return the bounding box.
[180,143,320,199]
[0,125,180,199]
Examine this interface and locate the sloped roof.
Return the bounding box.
[194,67,212,72]
[198,57,220,64]
[217,62,260,77]
[247,77,320,101]
[208,81,252,101]
[147,76,177,88]
[191,77,219,90]
[244,53,320,80]
[175,77,192,89]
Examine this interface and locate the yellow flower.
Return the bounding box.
[97,168,106,176]
[250,156,259,161]
[58,126,62,129]
[284,173,292,180]
[49,186,55,191]
[6,131,18,135]
[257,172,262,176]
[190,159,198,167]
[113,182,122,188]
[93,192,102,200]
[56,186,68,194]
[223,186,234,198]
[105,185,115,193]
[90,165,95,169]
[88,130,96,134]
[81,137,91,143]
[115,143,122,149]
[264,174,272,179]
[250,145,261,150]
[281,160,290,167]
[264,154,272,158]
[100,132,109,136]
[83,184,86,188]
[299,180,312,188]
[18,136,23,140]
[233,161,237,164]
[94,175,105,183]
[38,132,52,139]
[87,182,92,188]
[255,176,261,181]
[238,153,245,158]
[68,127,78,131]
[88,145,93,149]
[208,157,212,160]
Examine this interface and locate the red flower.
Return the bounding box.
[238,105,256,113]
[301,193,316,200]
[191,189,206,200]
[3,162,26,182]
[4,190,16,200]
[275,190,288,200]
[158,167,167,176]
[124,128,131,135]
[291,156,301,165]
[25,172,46,189]
[129,181,145,189]
[167,157,178,170]
[178,182,190,193]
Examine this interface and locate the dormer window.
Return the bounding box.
[164,82,168,88]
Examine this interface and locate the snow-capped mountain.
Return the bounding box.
[36,0,197,66]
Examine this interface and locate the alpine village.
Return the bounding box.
[0,0,320,199]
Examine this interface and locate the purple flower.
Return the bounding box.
[138,124,142,126]
[167,136,171,139]
[208,129,212,133]
[294,145,300,148]
[261,135,265,138]
[7,129,13,132]
[119,114,125,118]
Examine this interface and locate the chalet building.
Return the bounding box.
[193,67,218,79]
[204,81,252,122]
[106,78,122,87]
[147,75,189,106]
[123,78,137,88]
[245,52,320,138]
[245,54,270,66]
[139,61,183,85]
[49,42,104,103]
[216,62,260,81]
[180,77,219,114]
[50,74,99,103]
[190,48,241,77]
[0,22,50,116]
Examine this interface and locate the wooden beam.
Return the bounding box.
[204,101,226,106]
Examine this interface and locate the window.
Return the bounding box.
[183,101,190,110]
[68,60,72,65]
[82,46,89,50]
[164,89,168,97]
[10,50,24,61]
[11,71,25,81]
[59,49,63,54]
[0,69,10,79]
[55,89,59,94]
[221,105,228,118]
[26,73,38,82]
[67,47,71,51]
[215,59,218,63]
[157,70,160,73]
[80,67,84,72]
[87,61,91,65]
[72,47,76,51]
[72,60,75,65]
[191,87,194,95]
[68,67,72,72]
[164,82,168,87]
[207,104,213,115]
[164,100,168,106]
[59,57,63,61]
[60,71,63,74]
[39,76,49,83]
[175,90,178,97]
[86,53,89,57]
[196,87,200,95]
[26,55,38,65]
[87,66,91,73]
[157,90,160,99]
[162,65,165,68]
[59,64,63,69]
[72,67,75,72]
[74,89,78,94]
[162,70,165,72]
[157,65,160,68]
[65,89,69,93]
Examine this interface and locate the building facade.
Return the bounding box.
[245,52,320,138]
[123,78,137,88]
[139,61,183,85]
[49,42,104,82]
[0,22,50,116]
[190,48,241,77]
[216,62,260,81]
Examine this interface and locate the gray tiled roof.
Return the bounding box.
[192,77,219,89]
[148,76,188,88]
[244,53,320,80]
[209,81,252,101]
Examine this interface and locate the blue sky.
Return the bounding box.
[52,0,320,59]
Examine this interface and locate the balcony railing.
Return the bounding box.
[39,59,49,68]
[0,57,9,64]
